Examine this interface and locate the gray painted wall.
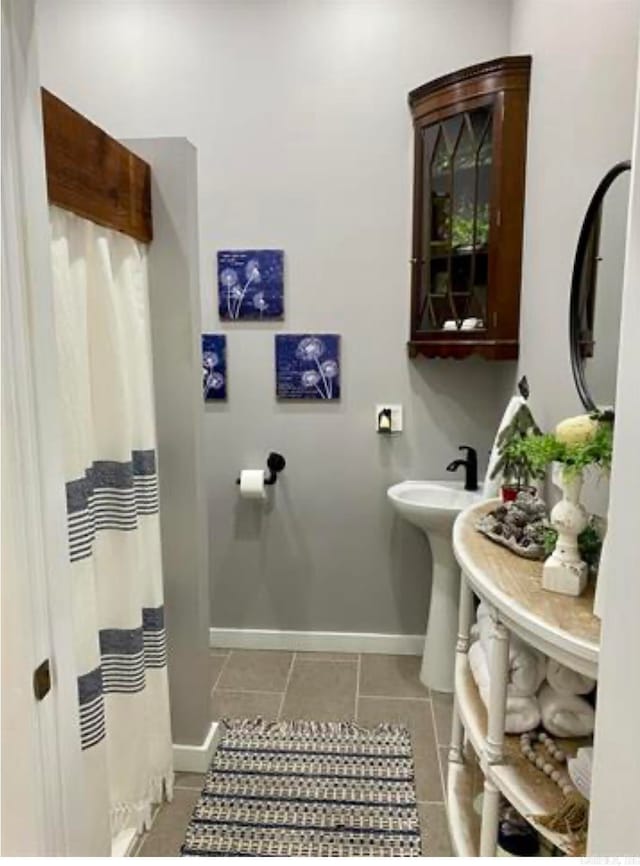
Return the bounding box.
[198,0,514,635]
[510,0,639,430]
[207,357,513,634]
[37,0,515,638]
[37,0,515,637]
[125,137,211,746]
[509,0,639,516]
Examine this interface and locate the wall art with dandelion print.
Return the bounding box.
[217,249,284,321]
[275,334,341,401]
[202,334,227,401]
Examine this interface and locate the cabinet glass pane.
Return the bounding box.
[417,104,493,333]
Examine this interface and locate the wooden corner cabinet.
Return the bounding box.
[408,56,531,360]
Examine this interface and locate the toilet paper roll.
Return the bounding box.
[239,469,267,500]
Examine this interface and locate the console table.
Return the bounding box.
[448,500,600,856]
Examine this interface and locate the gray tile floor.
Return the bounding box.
[136,649,453,857]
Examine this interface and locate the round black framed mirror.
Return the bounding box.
[569,160,631,415]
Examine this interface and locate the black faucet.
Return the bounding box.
[446,445,478,492]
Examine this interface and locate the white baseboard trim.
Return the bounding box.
[173,721,221,773]
[209,628,423,656]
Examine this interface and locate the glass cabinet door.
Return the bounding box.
[417,103,493,334]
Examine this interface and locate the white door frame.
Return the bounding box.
[588,45,640,856]
[1,0,89,855]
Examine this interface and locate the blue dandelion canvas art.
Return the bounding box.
[202,334,227,401]
[275,334,341,400]
[218,249,284,321]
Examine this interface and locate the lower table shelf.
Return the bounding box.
[449,650,589,856]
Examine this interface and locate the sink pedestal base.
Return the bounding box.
[386,480,481,694]
[420,533,460,693]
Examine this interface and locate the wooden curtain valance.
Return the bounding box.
[41,89,152,243]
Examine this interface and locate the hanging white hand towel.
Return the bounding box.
[482,395,526,499]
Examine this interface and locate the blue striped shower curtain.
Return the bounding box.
[50,206,173,851]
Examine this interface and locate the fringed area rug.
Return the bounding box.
[181,719,422,857]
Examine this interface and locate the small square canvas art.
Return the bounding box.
[217,249,284,320]
[275,334,341,400]
[202,334,227,401]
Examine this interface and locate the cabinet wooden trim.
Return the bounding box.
[409,55,531,114]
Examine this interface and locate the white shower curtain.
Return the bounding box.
[49,206,173,849]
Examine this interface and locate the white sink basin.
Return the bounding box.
[387,480,483,693]
[387,480,483,537]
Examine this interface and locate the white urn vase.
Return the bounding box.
[542,463,589,596]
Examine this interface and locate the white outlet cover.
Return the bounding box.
[376,404,403,432]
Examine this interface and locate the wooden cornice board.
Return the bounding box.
[41,89,152,243]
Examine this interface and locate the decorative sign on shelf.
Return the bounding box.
[275,334,341,401]
[202,334,227,401]
[217,249,284,321]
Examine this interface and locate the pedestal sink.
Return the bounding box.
[387,480,483,692]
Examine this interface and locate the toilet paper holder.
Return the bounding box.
[236,452,286,487]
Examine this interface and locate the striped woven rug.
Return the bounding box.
[180,719,422,857]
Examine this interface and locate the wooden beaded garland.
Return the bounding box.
[520,732,589,849]
[520,730,567,763]
[519,730,576,798]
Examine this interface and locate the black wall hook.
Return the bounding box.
[236,452,286,486]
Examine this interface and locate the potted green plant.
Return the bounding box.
[515,414,613,480]
[497,437,545,501]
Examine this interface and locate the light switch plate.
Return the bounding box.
[376,404,403,433]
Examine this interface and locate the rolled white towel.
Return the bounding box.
[468,641,541,734]
[546,659,596,696]
[477,603,547,697]
[538,682,595,738]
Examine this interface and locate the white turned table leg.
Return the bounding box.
[457,575,475,655]
[449,575,474,764]
[449,703,464,765]
[480,776,500,856]
[486,613,510,765]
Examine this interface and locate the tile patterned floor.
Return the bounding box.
[135,649,453,857]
